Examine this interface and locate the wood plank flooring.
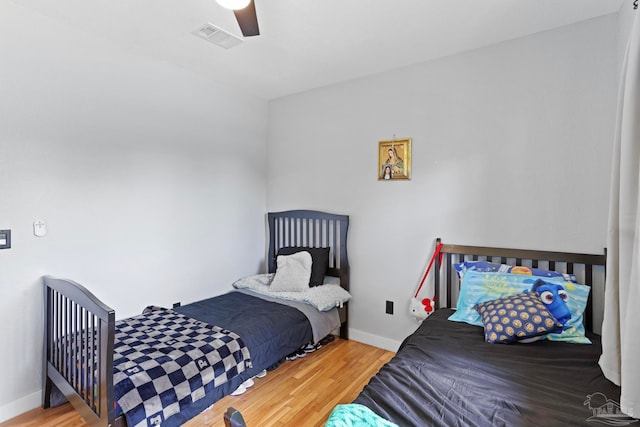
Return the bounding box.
[1,338,394,427]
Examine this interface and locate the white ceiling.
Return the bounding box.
[8,0,624,100]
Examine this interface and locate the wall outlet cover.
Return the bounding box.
[34,220,47,237]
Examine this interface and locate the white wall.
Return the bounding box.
[618,0,637,69]
[267,15,620,350]
[0,3,268,420]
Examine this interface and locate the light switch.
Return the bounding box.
[0,230,11,249]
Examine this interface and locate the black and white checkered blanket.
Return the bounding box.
[113,307,251,427]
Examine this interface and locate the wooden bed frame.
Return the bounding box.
[42,209,350,427]
[267,210,350,339]
[433,238,607,331]
[343,240,614,427]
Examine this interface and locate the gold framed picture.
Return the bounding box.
[378,138,411,180]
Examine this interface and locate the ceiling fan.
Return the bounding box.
[217,0,260,37]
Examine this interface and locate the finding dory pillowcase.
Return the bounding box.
[454,261,577,283]
[545,280,591,344]
[449,271,591,344]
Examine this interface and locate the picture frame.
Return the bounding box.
[378,138,411,180]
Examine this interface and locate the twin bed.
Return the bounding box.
[329,240,628,426]
[42,210,350,427]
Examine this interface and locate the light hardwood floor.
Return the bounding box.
[1,339,394,427]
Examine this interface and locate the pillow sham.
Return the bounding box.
[322,275,341,286]
[448,271,591,344]
[232,273,351,311]
[305,283,351,312]
[454,260,577,283]
[277,246,330,287]
[475,291,564,344]
[545,281,591,344]
[270,251,312,292]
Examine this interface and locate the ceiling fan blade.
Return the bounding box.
[234,0,260,37]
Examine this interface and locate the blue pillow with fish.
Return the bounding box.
[449,271,591,344]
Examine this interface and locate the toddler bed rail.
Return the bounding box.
[42,276,115,426]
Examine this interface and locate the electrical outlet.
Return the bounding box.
[385,300,394,315]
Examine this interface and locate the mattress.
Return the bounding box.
[354,309,621,427]
[120,290,315,426]
[175,290,313,377]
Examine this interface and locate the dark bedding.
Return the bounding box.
[113,307,252,427]
[128,290,312,426]
[175,290,313,376]
[354,309,621,427]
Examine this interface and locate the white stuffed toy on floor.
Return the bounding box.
[410,297,435,321]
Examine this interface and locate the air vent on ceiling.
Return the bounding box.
[193,23,243,49]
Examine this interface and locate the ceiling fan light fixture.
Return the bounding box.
[217,0,251,10]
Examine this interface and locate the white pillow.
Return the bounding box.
[269,251,312,292]
[305,284,352,311]
[322,275,341,286]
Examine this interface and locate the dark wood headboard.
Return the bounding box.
[433,238,606,332]
[267,210,350,338]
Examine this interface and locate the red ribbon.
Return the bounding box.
[413,242,444,298]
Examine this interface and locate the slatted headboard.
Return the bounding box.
[433,238,607,332]
[267,210,350,338]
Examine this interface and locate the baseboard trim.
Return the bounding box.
[348,328,401,352]
[0,390,41,423]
